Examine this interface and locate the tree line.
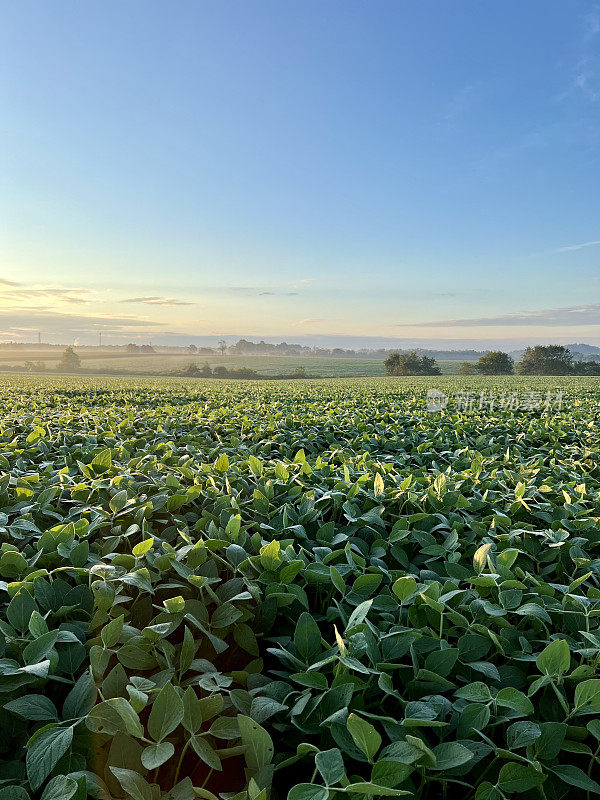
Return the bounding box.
[22,344,600,378]
[385,345,600,376]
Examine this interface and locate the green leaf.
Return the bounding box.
[209,716,241,739]
[63,671,97,719]
[536,639,570,676]
[179,626,195,675]
[260,539,282,570]
[26,725,74,791]
[347,713,381,760]
[148,681,184,742]
[497,763,546,794]
[392,576,417,602]
[535,722,567,761]
[141,742,175,770]
[430,742,474,771]
[346,599,373,631]
[86,697,144,738]
[475,783,503,800]
[371,760,413,788]
[496,548,519,569]
[458,703,490,736]
[249,455,263,476]
[404,735,436,768]
[506,721,541,750]
[4,694,58,721]
[288,786,329,800]
[495,687,534,717]
[574,679,600,712]
[473,543,493,573]
[29,610,48,637]
[190,734,222,771]
[101,614,124,648]
[163,595,185,613]
[7,589,37,631]
[182,686,203,734]
[549,764,600,793]
[237,714,274,771]
[109,768,153,800]
[211,602,243,629]
[214,453,229,473]
[22,630,58,664]
[40,775,78,800]
[588,719,600,741]
[132,538,154,557]
[343,784,410,796]
[294,613,322,662]
[92,448,112,473]
[109,489,128,513]
[315,747,344,785]
[0,788,31,800]
[455,683,491,703]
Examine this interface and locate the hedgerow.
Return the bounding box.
[0,376,598,799]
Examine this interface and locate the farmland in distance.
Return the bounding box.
[0,350,465,376]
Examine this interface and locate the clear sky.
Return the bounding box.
[1,0,599,347]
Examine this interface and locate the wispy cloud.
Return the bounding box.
[584,5,600,39]
[0,307,163,339]
[0,278,22,287]
[293,278,314,289]
[295,317,330,326]
[122,296,195,306]
[208,284,307,296]
[561,6,600,102]
[439,83,479,125]
[0,286,91,304]
[573,58,600,102]
[258,290,300,296]
[554,240,600,252]
[405,303,600,328]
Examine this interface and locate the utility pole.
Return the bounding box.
[38,331,41,345]
[99,332,102,347]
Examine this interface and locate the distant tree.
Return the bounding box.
[57,347,81,371]
[572,360,600,376]
[213,365,228,377]
[292,366,307,378]
[140,344,155,353]
[458,361,478,375]
[125,343,138,353]
[180,363,200,377]
[384,351,441,376]
[187,344,198,353]
[218,340,227,356]
[200,362,213,377]
[477,351,514,375]
[517,345,573,375]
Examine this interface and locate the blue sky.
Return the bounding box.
[1,0,599,346]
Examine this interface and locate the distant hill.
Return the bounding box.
[3,339,600,362]
[509,343,600,362]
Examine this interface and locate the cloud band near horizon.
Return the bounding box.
[405,303,600,327]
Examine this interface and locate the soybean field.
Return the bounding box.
[0,375,599,800]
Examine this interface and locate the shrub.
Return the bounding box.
[385,351,441,376]
[476,350,514,375]
[517,345,572,375]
